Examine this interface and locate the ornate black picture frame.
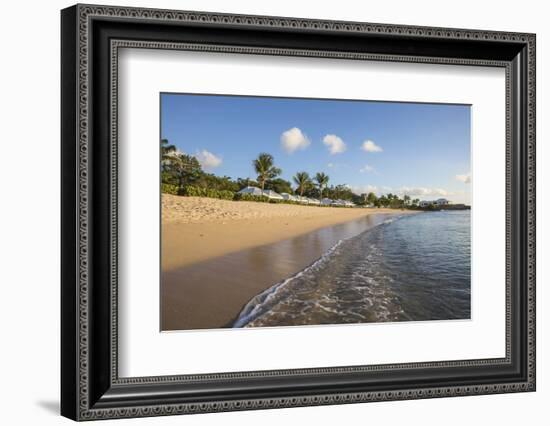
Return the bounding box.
[61,4,536,421]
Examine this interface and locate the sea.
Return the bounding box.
[233,210,471,328]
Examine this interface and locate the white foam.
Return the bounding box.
[233,215,406,327]
[233,238,346,327]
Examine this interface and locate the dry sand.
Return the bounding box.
[162,194,404,270]
[161,195,417,330]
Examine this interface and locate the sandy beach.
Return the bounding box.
[162,195,406,270]
[161,195,417,330]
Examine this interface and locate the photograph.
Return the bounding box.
[160,93,472,331]
[57,3,536,420]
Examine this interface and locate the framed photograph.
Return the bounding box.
[61,4,536,421]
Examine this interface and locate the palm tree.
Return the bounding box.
[293,171,311,196]
[168,152,203,189]
[161,138,177,160]
[253,153,281,192]
[314,172,329,199]
[366,192,378,205]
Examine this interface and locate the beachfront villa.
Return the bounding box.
[263,190,284,200]
[319,198,356,207]
[239,187,324,205]
[329,199,355,207]
[281,192,299,202]
[238,186,264,196]
[420,198,450,207]
[238,186,284,200]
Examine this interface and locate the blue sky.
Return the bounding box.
[161,93,471,204]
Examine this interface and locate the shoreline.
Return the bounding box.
[161,196,418,331]
[162,195,415,271]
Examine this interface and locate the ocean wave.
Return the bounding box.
[233,210,471,327]
[232,238,347,327]
[232,215,407,328]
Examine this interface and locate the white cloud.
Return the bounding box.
[327,162,350,169]
[350,185,448,197]
[399,187,471,204]
[350,184,379,195]
[455,173,471,184]
[323,134,347,154]
[280,127,311,154]
[359,164,375,173]
[361,140,383,153]
[195,149,222,169]
[398,187,448,198]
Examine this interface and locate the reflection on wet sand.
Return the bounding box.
[161,214,394,331]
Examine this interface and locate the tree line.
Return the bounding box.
[161,139,423,208]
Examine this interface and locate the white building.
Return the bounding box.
[419,198,450,208]
[238,187,284,200]
[237,186,264,196]
[321,198,333,206]
[281,192,299,202]
[263,190,284,200]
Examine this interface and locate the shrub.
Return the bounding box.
[180,185,234,200]
[161,183,179,195]
[232,193,323,206]
[216,190,235,200]
[233,193,269,202]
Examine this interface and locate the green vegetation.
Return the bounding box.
[162,152,202,188]
[160,139,458,210]
[315,172,329,199]
[264,178,293,195]
[293,172,312,197]
[180,185,234,200]
[161,183,179,195]
[366,192,378,205]
[161,138,176,161]
[234,193,301,204]
[253,153,282,192]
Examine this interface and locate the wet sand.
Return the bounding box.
[161,204,417,331]
[162,195,402,270]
